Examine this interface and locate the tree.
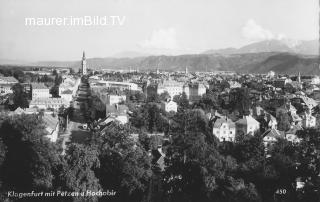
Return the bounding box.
[159,91,171,101]
[0,114,63,195]
[163,109,239,202]
[69,68,75,74]
[173,92,189,110]
[11,83,29,109]
[90,123,152,202]
[277,112,291,131]
[64,143,101,202]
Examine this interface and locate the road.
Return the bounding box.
[60,77,92,154]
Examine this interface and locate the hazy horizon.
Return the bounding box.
[0,0,318,62]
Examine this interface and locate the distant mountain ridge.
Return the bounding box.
[203,39,318,55]
[32,52,319,75]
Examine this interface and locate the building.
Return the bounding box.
[59,76,80,97]
[31,83,50,99]
[97,80,138,91]
[81,51,87,75]
[301,111,316,128]
[274,78,292,89]
[42,114,59,142]
[0,76,19,95]
[0,76,18,84]
[59,89,73,103]
[106,94,126,105]
[0,84,13,95]
[160,100,177,112]
[186,83,206,102]
[105,104,129,124]
[235,115,260,135]
[267,71,275,78]
[157,80,184,98]
[212,117,236,142]
[262,129,284,148]
[29,97,68,110]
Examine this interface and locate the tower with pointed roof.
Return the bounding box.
[81,51,87,75]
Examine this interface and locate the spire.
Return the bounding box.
[82,51,86,59]
[298,72,301,83]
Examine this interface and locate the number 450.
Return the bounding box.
[276,189,287,195]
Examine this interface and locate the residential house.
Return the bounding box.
[212,117,236,142]
[105,104,129,124]
[235,115,260,135]
[32,83,50,99]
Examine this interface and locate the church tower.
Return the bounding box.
[81,51,87,75]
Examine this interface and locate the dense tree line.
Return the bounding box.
[0,99,319,202]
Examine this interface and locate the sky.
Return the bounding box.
[0,0,318,62]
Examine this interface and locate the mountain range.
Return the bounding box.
[2,39,319,75]
[203,39,318,55]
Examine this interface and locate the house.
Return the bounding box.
[31,83,50,99]
[0,76,18,84]
[262,129,284,147]
[276,103,297,118]
[105,104,129,124]
[42,114,59,142]
[0,76,19,95]
[301,111,316,128]
[235,115,260,135]
[106,94,126,105]
[0,84,13,95]
[59,89,73,103]
[212,117,236,142]
[160,100,177,113]
[285,125,303,143]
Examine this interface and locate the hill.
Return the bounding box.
[33,52,319,75]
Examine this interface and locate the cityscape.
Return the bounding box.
[0,0,320,202]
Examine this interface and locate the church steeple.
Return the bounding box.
[81,51,87,75]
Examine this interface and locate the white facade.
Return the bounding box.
[107,94,126,105]
[212,118,236,142]
[160,100,178,112]
[98,80,138,91]
[301,112,316,128]
[32,83,50,100]
[29,98,68,110]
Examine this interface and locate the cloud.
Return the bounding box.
[140,28,179,50]
[242,19,286,42]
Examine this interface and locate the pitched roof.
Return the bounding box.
[61,89,73,94]
[31,83,48,89]
[0,76,18,83]
[213,117,235,129]
[236,115,259,126]
[262,129,284,139]
[42,114,59,130]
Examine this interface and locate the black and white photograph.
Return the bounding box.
[0,0,319,201]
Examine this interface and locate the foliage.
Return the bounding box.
[90,123,152,202]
